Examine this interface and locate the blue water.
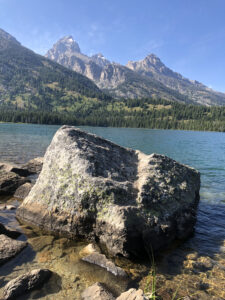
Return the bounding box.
[0,123,225,256]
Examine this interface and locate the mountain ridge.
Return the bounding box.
[0,28,110,111]
[46,36,225,106]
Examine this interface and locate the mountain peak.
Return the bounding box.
[143,53,165,67]
[46,36,81,60]
[57,35,81,53]
[91,52,110,67]
[92,53,104,58]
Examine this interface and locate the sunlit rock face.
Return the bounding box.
[17,126,200,258]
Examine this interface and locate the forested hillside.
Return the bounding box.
[1,98,225,132]
[0,29,110,110]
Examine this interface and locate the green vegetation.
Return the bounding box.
[0,33,111,110]
[0,97,225,132]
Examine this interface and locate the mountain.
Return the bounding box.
[126,54,225,105]
[46,36,192,103]
[46,36,225,105]
[0,29,109,111]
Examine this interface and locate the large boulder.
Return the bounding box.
[17,126,200,258]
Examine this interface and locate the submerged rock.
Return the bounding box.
[0,234,27,265]
[79,243,100,257]
[82,253,127,277]
[3,268,52,299]
[81,282,115,300]
[17,126,200,258]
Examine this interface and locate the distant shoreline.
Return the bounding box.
[0,121,224,134]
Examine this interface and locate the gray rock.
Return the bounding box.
[0,162,30,177]
[0,167,29,195]
[0,223,21,239]
[81,282,115,300]
[82,253,127,277]
[21,157,43,175]
[17,126,200,258]
[0,234,27,265]
[116,288,147,300]
[14,182,33,199]
[3,268,52,299]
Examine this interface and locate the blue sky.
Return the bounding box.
[0,0,225,92]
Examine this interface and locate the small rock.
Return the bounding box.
[0,162,30,177]
[6,205,16,210]
[22,157,43,175]
[116,288,147,300]
[0,223,21,239]
[82,282,115,300]
[193,256,214,272]
[3,268,52,300]
[79,243,100,257]
[14,182,33,199]
[0,169,29,196]
[28,235,55,252]
[0,234,27,265]
[82,253,127,277]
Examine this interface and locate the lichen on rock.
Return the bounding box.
[17,126,200,258]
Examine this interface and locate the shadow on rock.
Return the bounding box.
[16,272,62,300]
[0,245,36,288]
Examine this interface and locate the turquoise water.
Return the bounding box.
[0,123,225,256]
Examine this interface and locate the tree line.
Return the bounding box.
[0,97,225,132]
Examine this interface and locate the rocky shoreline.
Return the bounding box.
[0,126,205,299]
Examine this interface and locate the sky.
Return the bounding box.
[0,0,225,92]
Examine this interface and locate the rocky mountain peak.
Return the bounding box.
[127,53,165,71]
[45,35,225,105]
[46,35,81,60]
[57,35,81,53]
[91,53,110,67]
[144,53,164,67]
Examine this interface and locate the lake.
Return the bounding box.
[0,123,225,299]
